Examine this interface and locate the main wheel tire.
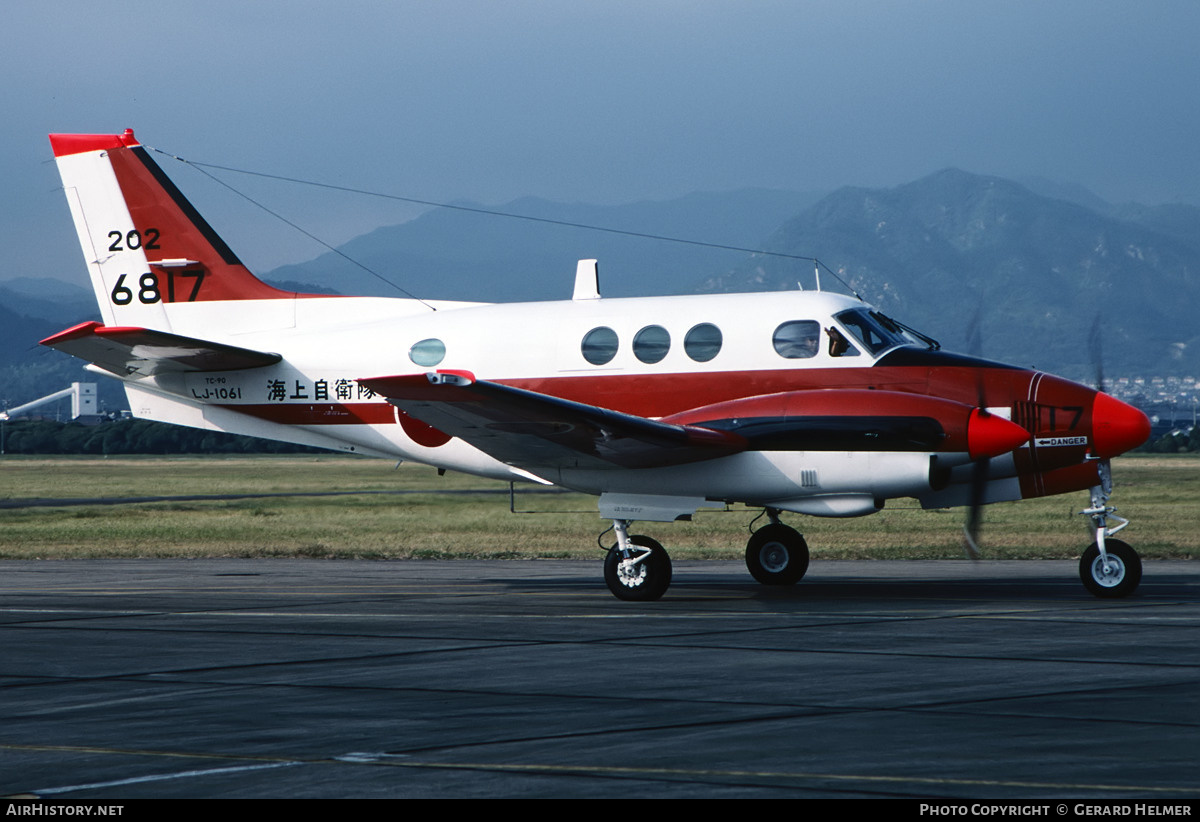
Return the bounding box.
[1079,538,1142,598]
[745,524,809,585]
[604,535,672,601]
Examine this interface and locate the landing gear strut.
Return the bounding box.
[745,510,809,586]
[603,520,672,601]
[1078,460,1141,598]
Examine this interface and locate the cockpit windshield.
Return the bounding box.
[834,309,939,356]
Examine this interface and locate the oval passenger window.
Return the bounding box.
[633,325,670,364]
[684,323,722,362]
[409,338,446,367]
[581,326,619,365]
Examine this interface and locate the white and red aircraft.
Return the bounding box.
[42,130,1152,600]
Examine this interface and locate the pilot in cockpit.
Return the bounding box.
[827,326,853,357]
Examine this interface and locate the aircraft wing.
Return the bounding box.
[359,371,746,471]
[41,321,282,377]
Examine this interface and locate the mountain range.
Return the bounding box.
[267,170,1197,381]
[3,170,1197,412]
[265,188,821,302]
[701,169,1200,380]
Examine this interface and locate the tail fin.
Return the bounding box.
[50,130,298,329]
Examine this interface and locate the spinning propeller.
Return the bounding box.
[961,313,1116,557]
[1088,314,1106,394]
[962,305,990,559]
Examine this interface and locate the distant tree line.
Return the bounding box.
[0,419,327,455]
[1140,425,1200,454]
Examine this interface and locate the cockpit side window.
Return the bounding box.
[836,310,893,354]
[834,309,936,355]
[772,320,821,359]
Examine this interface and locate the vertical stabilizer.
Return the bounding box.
[49,130,300,330]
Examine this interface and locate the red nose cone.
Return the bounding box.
[967,409,1030,460]
[1091,393,1151,458]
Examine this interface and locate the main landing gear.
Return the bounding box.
[602,509,809,601]
[744,509,809,586]
[604,521,672,601]
[1078,460,1142,598]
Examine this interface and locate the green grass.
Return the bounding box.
[0,454,1195,560]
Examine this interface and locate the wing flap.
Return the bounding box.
[359,371,745,470]
[41,321,282,377]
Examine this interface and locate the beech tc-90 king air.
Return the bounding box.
[42,130,1152,601]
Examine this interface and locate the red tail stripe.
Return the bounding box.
[49,130,139,157]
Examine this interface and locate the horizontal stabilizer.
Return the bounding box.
[41,321,281,377]
[359,371,745,471]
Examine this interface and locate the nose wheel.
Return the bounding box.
[1080,538,1141,598]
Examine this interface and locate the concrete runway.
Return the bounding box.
[1,558,1197,799]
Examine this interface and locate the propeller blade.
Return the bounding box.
[961,304,990,560]
[1088,314,1106,394]
[966,302,984,358]
[961,455,987,560]
[961,523,982,560]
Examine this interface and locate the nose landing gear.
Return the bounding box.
[1078,460,1141,598]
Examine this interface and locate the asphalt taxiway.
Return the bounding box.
[2,559,1197,799]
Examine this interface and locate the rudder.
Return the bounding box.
[50,130,297,330]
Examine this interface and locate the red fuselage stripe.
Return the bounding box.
[219,403,395,425]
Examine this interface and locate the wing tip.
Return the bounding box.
[40,321,104,347]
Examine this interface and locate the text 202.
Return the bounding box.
[107,228,161,252]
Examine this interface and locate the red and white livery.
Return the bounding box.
[43,130,1152,600]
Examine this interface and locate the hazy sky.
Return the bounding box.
[5,0,1199,286]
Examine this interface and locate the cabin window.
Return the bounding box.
[581,326,619,365]
[772,320,821,359]
[409,338,446,367]
[633,325,670,364]
[684,323,722,362]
